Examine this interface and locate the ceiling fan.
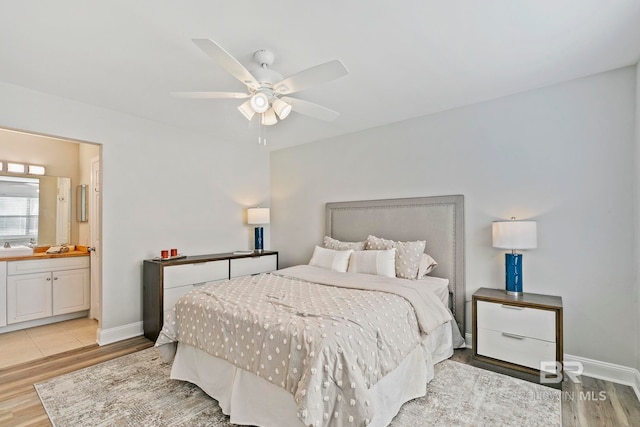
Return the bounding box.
[173,39,349,127]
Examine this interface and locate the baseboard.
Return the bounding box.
[465,332,473,349]
[97,321,143,346]
[563,354,640,402]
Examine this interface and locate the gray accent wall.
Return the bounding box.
[271,66,637,368]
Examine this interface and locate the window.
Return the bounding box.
[0,176,39,245]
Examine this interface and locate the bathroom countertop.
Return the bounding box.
[0,245,90,262]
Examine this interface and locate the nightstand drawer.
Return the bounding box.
[476,328,556,370]
[477,300,555,342]
[230,254,277,278]
[164,260,229,289]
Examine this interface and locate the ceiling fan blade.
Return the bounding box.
[172,91,250,99]
[274,60,348,95]
[281,97,340,122]
[192,39,258,89]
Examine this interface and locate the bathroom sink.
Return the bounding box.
[0,245,34,258]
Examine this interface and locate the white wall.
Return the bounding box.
[271,66,637,368]
[0,81,270,332]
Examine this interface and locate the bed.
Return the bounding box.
[156,195,465,427]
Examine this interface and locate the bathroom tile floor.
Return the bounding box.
[0,317,98,369]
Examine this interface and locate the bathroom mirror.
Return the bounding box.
[0,175,71,245]
[77,184,88,222]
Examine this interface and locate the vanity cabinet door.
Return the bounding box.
[52,268,91,315]
[7,272,53,324]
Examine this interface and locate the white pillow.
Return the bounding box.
[365,235,426,279]
[347,248,396,278]
[417,253,438,278]
[323,236,366,251]
[309,246,353,272]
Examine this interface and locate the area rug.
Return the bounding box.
[35,348,561,427]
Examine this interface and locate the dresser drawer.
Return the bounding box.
[476,300,555,342]
[164,284,193,312]
[230,254,277,278]
[164,260,228,289]
[476,328,556,370]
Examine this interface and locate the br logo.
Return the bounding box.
[540,361,583,384]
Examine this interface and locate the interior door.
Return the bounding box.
[89,156,102,323]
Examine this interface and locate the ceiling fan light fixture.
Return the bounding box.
[238,100,256,120]
[261,108,278,126]
[250,92,270,113]
[272,98,292,120]
[179,40,349,131]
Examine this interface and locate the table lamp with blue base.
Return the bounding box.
[247,207,270,253]
[492,218,537,296]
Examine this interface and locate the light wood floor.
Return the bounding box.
[1,341,638,426]
[0,336,153,426]
[451,348,640,427]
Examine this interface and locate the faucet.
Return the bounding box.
[3,242,10,248]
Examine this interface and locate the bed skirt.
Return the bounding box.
[169,321,454,427]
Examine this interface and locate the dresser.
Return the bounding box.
[472,287,563,375]
[142,251,278,341]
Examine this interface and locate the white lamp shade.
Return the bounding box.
[261,108,278,126]
[492,220,537,250]
[247,207,270,225]
[238,100,256,120]
[272,98,292,120]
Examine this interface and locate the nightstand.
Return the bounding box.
[472,287,563,375]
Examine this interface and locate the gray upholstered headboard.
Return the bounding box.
[326,195,465,335]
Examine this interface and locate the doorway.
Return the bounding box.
[0,126,103,345]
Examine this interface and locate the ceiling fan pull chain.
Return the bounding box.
[258,121,266,146]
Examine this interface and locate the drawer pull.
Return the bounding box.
[500,304,524,310]
[502,332,526,340]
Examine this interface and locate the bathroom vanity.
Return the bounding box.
[0,248,90,333]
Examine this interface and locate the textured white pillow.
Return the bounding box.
[323,236,366,251]
[347,248,396,278]
[365,235,426,279]
[417,253,438,278]
[308,246,353,272]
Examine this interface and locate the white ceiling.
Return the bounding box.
[1,1,639,150]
